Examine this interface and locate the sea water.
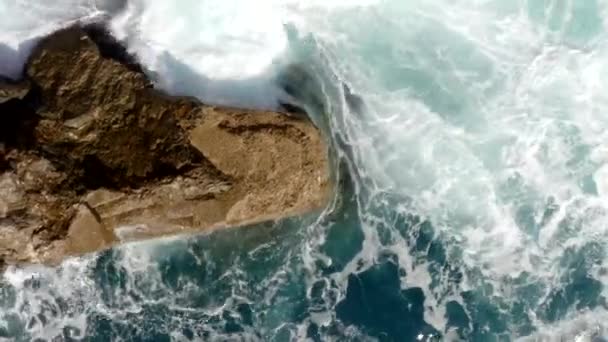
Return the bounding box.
[2,0,608,340]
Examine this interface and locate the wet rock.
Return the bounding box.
[82,23,144,74]
[0,78,29,104]
[0,173,25,219]
[66,204,114,256]
[15,156,64,192]
[26,26,219,190]
[0,25,331,267]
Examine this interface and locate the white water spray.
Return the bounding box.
[2,0,608,339]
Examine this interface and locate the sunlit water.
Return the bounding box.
[2,0,608,340]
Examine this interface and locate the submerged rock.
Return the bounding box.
[0,26,330,267]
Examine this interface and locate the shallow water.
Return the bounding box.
[2,0,608,340]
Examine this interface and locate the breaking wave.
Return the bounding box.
[2,0,608,340]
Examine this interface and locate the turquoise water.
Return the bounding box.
[2,0,608,340]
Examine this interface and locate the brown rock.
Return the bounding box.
[0,173,26,218]
[27,27,208,190]
[0,78,30,105]
[0,26,331,267]
[66,204,115,255]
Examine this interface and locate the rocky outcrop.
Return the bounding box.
[0,26,330,267]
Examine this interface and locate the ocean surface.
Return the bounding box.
[2,0,608,340]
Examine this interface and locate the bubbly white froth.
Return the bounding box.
[2,0,608,339]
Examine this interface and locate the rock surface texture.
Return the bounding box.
[0,26,330,267]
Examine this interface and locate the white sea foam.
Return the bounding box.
[0,257,96,340]
[105,0,287,108]
[296,0,608,337]
[105,0,380,108]
[0,0,379,107]
[320,0,608,276]
[2,0,608,339]
[520,309,608,342]
[0,0,107,79]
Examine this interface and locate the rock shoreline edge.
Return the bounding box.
[0,25,331,268]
